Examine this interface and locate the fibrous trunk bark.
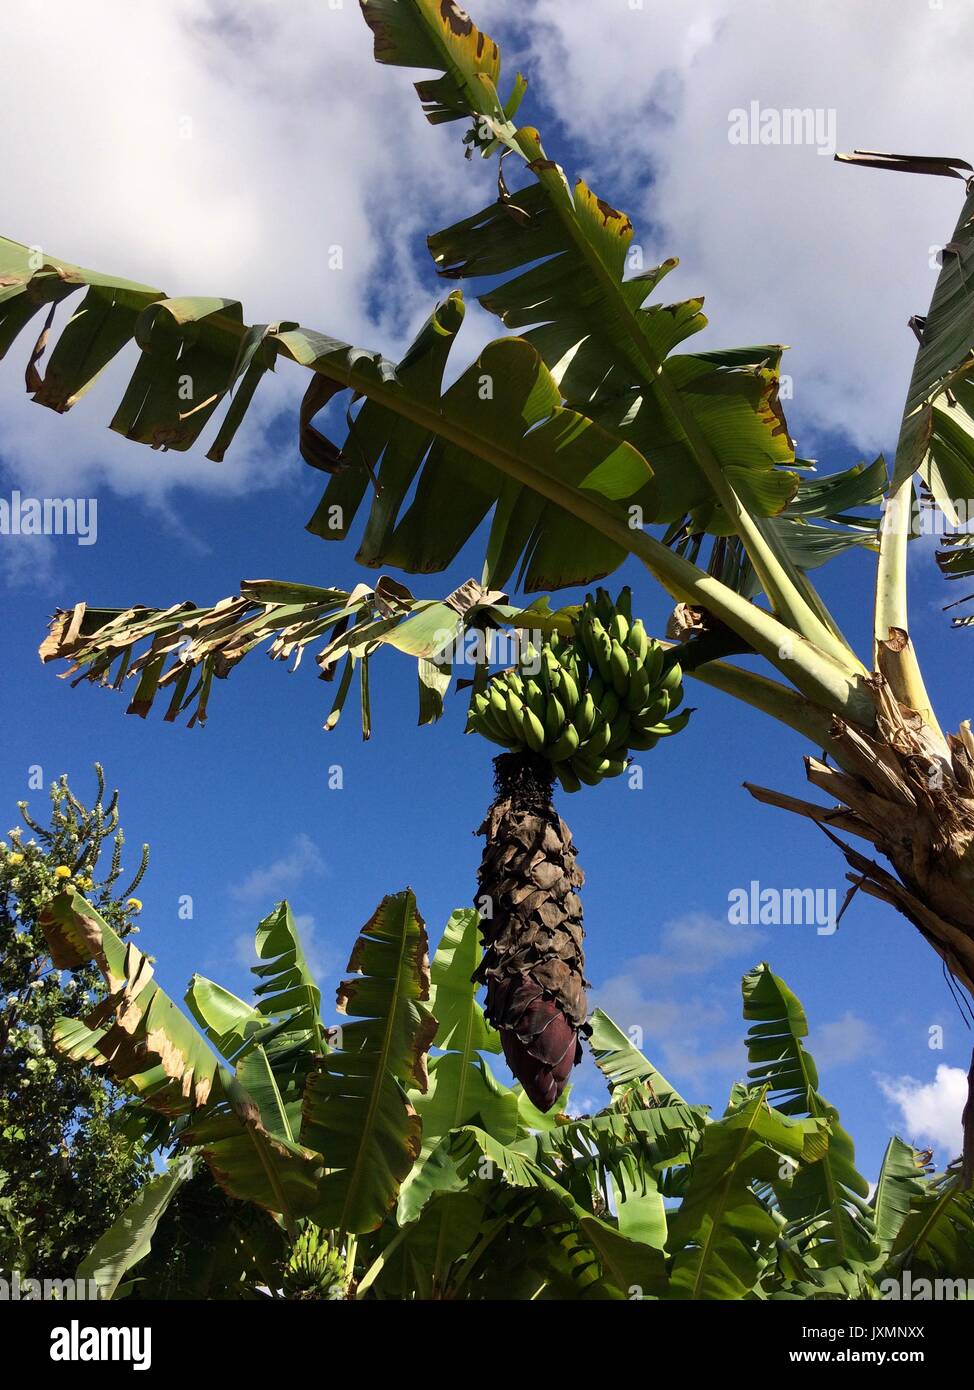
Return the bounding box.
[473,751,589,1112]
[745,669,974,1181]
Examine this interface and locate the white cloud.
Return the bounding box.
[0,0,497,499]
[879,1064,967,1161]
[808,1011,880,1069]
[592,911,761,1088]
[609,910,764,987]
[525,0,974,452]
[7,2,964,515]
[233,908,335,993]
[230,830,327,901]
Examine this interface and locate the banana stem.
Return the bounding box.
[873,472,945,742]
[677,653,849,760]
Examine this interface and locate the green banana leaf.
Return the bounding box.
[250,901,326,1119]
[77,1156,196,1300]
[0,235,654,593]
[872,1137,931,1254]
[185,976,266,1060]
[742,962,876,1269]
[179,1103,325,1227]
[416,1124,668,1298]
[301,889,437,1234]
[587,1007,688,1107]
[398,908,518,1223]
[354,3,873,609]
[842,160,974,625]
[665,1090,826,1300]
[362,0,517,138]
[42,891,327,1227]
[887,1168,974,1278]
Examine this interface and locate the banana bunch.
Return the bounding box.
[283,1225,348,1301]
[467,587,692,792]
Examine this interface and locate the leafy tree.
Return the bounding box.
[2,3,973,1150]
[0,768,151,1280]
[37,881,974,1300]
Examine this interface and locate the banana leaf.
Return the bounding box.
[41,890,223,1114]
[301,889,437,1234]
[742,962,876,1268]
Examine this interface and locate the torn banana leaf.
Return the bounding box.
[41,890,224,1114]
[0,238,655,593]
[37,573,569,734]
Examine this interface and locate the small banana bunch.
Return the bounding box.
[283,1224,348,1300]
[467,587,691,792]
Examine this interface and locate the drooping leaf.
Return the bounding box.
[77,1156,196,1300]
[181,1103,325,1226]
[37,574,522,735]
[41,891,223,1115]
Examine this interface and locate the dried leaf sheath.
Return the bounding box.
[474,753,590,1111]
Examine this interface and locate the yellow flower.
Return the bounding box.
[126,897,143,913]
[76,876,93,890]
[8,852,24,866]
[53,865,72,880]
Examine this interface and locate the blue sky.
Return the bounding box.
[2,0,973,1181]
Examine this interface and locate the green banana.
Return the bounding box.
[523,678,545,717]
[608,639,630,696]
[628,618,648,662]
[655,708,694,736]
[571,759,604,787]
[642,644,664,687]
[589,622,614,685]
[487,685,514,738]
[584,717,612,758]
[625,664,652,712]
[599,687,620,723]
[469,589,693,786]
[627,731,659,751]
[555,761,582,793]
[557,667,579,710]
[573,692,597,738]
[598,756,628,778]
[520,704,546,754]
[544,693,566,742]
[660,659,683,694]
[547,724,580,762]
[608,710,631,749]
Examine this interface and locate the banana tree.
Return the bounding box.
[42,879,974,1299]
[3,2,974,1153]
